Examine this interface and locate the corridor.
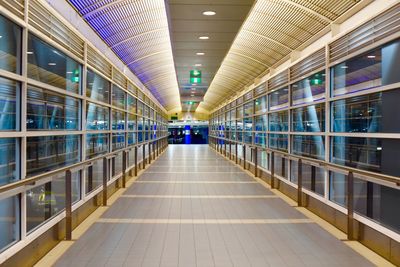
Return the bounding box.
[54,145,372,267]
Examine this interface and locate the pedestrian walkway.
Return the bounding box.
[54,145,373,267]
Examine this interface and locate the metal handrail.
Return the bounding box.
[210,135,400,186]
[0,136,168,194]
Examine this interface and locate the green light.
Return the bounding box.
[72,69,80,83]
[190,70,202,84]
[188,101,194,105]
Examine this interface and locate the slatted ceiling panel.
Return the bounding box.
[29,0,84,59]
[68,0,180,111]
[290,47,325,81]
[330,4,400,63]
[202,0,361,113]
[87,46,112,78]
[2,0,24,19]
[268,70,289,91]
[254,83,267,96]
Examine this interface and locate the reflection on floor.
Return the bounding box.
[53,145,374,267]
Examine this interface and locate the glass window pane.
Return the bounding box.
[292,71,325,105]
[28,34,81,94]
[292,104,325,132]
[85,159,103,194]
[86,133,109,159]
[292,135,325,160]
[329,171,347,207]
[86,69,110,104]
[112,133,125,151]
[86,102,109,130]
[0,138,18,186]
[112,109,125,130]
[112,85,126,109]
[127,95,136,114]
[331,90,400,133]
[0,77,18,130]
[269,111,288,132]
[331,136,400,176]
[128,132,136,145]
[0,195,20,252]
[26,171,80,232]
[243,102,253,117]
[269,134,288,152]
[254,96,267,114]
[0,15,21,74]
[255,115,267,132]
[26,135,80,177]
[269,88,288,111]
[27,87,79,130]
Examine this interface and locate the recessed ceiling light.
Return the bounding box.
[341,66,348,69]
[199,36,209,40]
[196,52,205,56]
[27,51,34,55]
[192,84,196,86]
[367,55,376,59]
[195,63,202,67]
[66,71,73,74]
[203,11,216,16]
[191,94,195,97]
[48,62,56,66]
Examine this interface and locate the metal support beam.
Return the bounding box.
[65,169,72,240]
[297,159,303,207]
[347,171,354,240]
[102,157,108,206]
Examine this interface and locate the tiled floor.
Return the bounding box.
[55,145,373,267]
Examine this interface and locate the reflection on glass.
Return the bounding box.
[244,102,253,117]
[85,159,102,194]
[255,115,267,132]
[86,69,110,104]
[112,109,125,130]
[112,85,126,109]
[0,138,17,186]
[128,132,136,145]
[0,195,20,252]
[27,135,80,177]
[0,15,21,74]
[0,77,18,130]
[331,91,400,133]
[331,136,400,176]
[269,88,288,111]
[255,133,266,147]
[86,102,109,130]
[255,96,267,114]
[291,163,324,196]
[27,87,79,130]
[292,104,325,132]
[274,155,288,179]
[28,34,81,93]
[26,171,80,232]
[292,72,325,105]
[329,171,347,207]
[127,95,137,114]
[269,134,288,152]
[269,111,288,132]
[86,133,108,159]
[236,105,243,118]
[292,135,325,160]
[128,114,136,131]
[112,133,125,151]
[137,101,143,116]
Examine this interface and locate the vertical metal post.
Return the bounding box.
[347,171,354,240]
[134,146,138,176]
[243,145,246,170]
[65,170,72,240]
[229,142,232,160]
[143,145,146,169]
[148,143,152,164]
[297,159,303,207]
[122,151,126,188]
[235,143,238,164]
[254,147,258,177]
[311,165,316,192]
[103,157,108,206]
[271,151,275,189]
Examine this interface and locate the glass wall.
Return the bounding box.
[210,37,400,235]
[0,15,21,74]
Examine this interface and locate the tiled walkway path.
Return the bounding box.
[55,145,372,267]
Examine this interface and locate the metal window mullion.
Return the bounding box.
[324,43,331,200]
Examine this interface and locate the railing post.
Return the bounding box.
[229,142,232,160]
[271,151,275,189]
[65,169,72,240]
[254,147,258,177]
[122,150,126,188]
[134,146,138,176]
[224,142,227,157]
[243,144,246,170]
[143,145,146,169]
[235,143,238,164]
[102,157,108,206]
[347,171,354,240]
[297,159,303,207]
[148,143,152,164]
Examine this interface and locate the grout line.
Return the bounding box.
[120,194,278,199]
[96,218,314,224]
[34,151,166,267]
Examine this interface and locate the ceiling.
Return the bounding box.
[167,0,254,113]
[68,0,181,111]
[68,0,363,114]
[198,0,362,112]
